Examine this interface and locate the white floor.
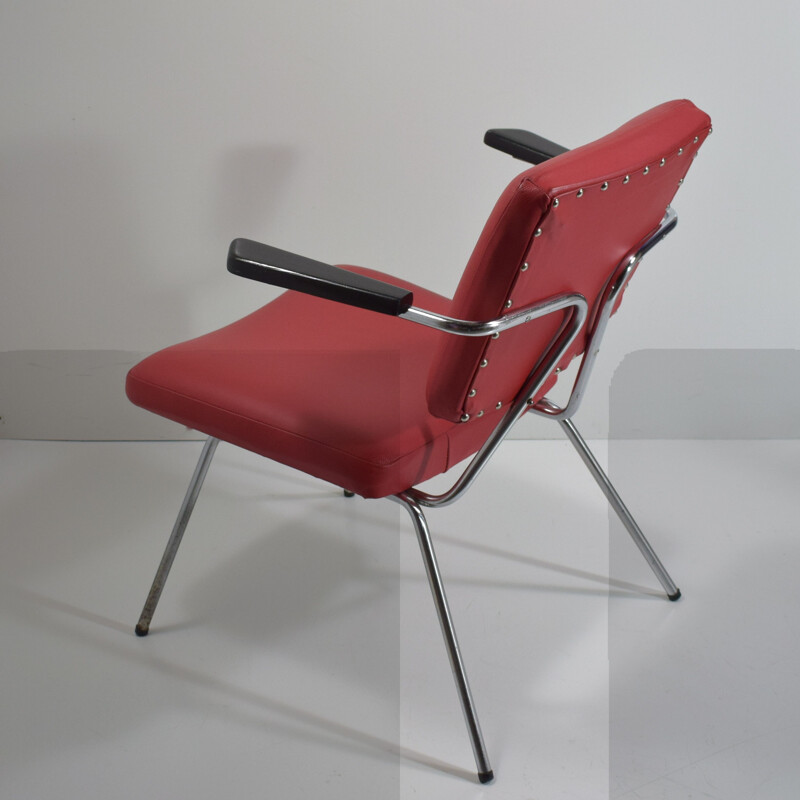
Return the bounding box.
[0,438,797,799]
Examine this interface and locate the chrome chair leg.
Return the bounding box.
[558,418,681,601]
[392,493,494,784]
[135,436,220,636]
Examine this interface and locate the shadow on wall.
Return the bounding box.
[212,143,298,240]
[0,350,199,440]
[1,140,300,440]
[0,136,197,349]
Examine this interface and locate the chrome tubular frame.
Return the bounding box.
[135,207,681,784]
[557,418,680,600]
[135,436,220,636]
[388,294,589,781]
[391,492,494,783]
[531,206,677,422]
[398,207,678,507]
[403,294,589,509]
[380,209,681,779]
[400,291,588,338]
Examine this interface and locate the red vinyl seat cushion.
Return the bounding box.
[126,267,506,498]
[128,101,710,499]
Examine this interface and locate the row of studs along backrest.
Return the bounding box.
[458,127,711,423]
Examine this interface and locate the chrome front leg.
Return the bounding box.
[391,493,494,783]
[559,419,681,601]
[135,437,220,636]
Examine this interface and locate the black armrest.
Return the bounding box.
[227,238,414,316]
[484,128,569,165]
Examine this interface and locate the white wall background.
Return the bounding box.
[2,0,799,438]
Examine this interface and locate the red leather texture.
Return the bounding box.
[127,268,507,497]
[127,100,711,498]
[426,99,712,421]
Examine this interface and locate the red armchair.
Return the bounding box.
[127,100,711,782]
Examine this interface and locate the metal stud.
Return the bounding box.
[659,158,666,167]
[678,178,684,185]
[521,262,529,272]
[553,198,559,207]
[643,166,650,175]
[495,401,502,410]
[600,182,609,191]
[555,367,562,374]
[623,175,630,184]
[491,331,500,339]
[709,126,713,134]
[460,413,470,422]
[534,228,542,237]
[505,299,513,309]
[480,359,488,368]
[694,136,699,143]
[678,147,684,155]
[477,410,484,417]
[468,388,477,398]
[576,189,584,198]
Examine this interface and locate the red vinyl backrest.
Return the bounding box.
[426,99,712,423]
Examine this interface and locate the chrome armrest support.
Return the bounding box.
[400,202,674,341]
[406,293,589,509]
[531,206,678,421]
[406,205,678,508]
[400,293,587,337]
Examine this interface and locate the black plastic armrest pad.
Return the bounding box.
[227,239,414,316]
[483,129,569,164]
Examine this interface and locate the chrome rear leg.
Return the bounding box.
[559,418,681,600]
[135,437,220,636]
[392,493,494,783]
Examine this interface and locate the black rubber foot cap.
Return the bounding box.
[478,770,494,784]
[668,589,682,602]
[135,624,149,637]
[343,489,355,498]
